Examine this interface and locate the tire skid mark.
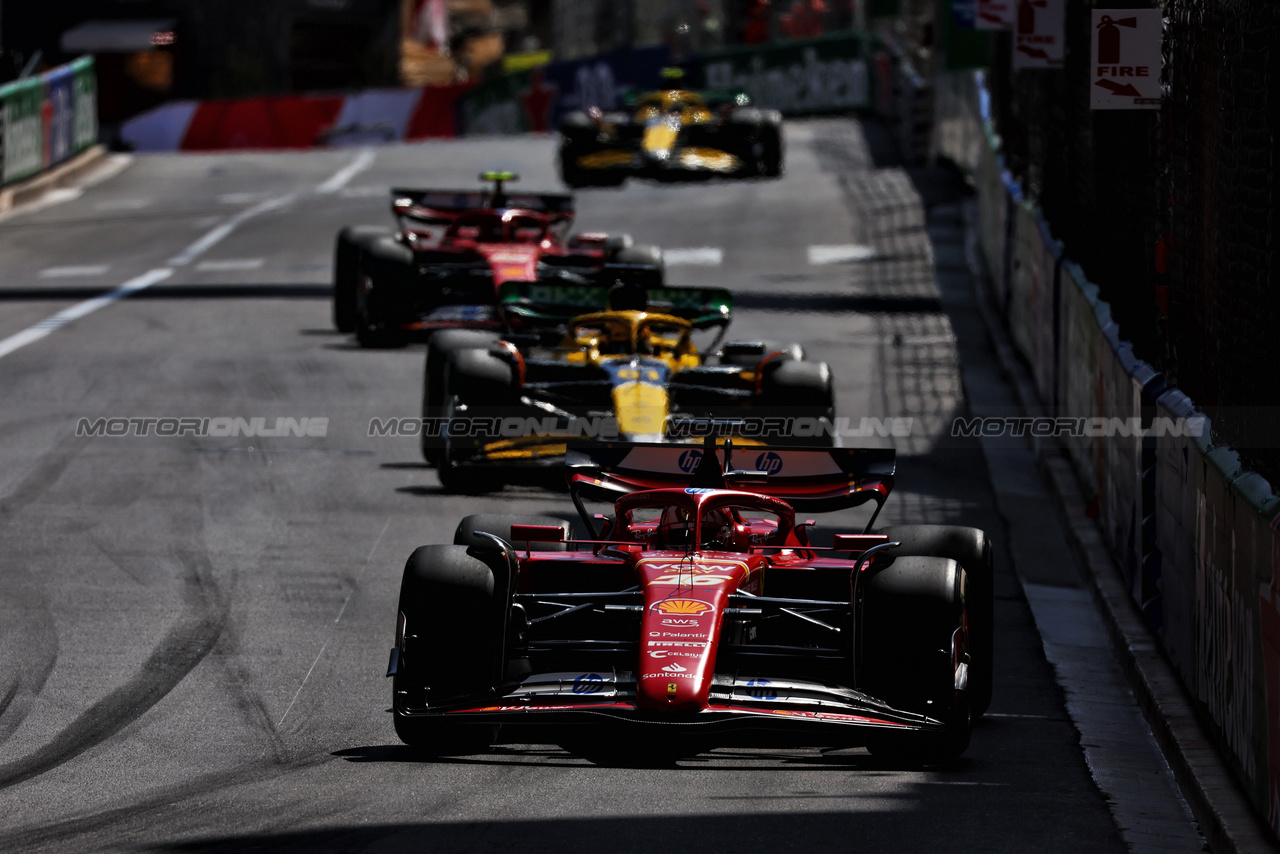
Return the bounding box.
[0,550,230,790]
[0,752,332,853]
[207,611,291,766]
[0,439,78,749]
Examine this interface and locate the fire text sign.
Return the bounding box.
[1090,9,1162,109]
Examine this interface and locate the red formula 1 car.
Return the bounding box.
[332,171,664,347]
[387,437,994,764]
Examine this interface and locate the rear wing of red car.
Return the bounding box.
[565,438,895,522]
[390,187,575,220]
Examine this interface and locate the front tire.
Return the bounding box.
[860,554,971,764]
[876,525,994,718]
[393,544,504,754]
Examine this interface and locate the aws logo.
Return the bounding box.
[678,449,702,473]
[755,451,783,475]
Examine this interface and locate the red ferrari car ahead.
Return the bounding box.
[387,437,994,764]
[333,172,663,346]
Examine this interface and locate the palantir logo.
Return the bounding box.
[755,452,783,475]
[678,449,702,473]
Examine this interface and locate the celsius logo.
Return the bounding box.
[755,452,783,475]
[678,449,703,473]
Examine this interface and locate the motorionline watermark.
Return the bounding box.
[77,417,329,438]
[950,416,1206,439]
[369,416,914,440]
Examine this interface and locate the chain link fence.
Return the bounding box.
[1161,1,1279,482]
[977,0,1278,484]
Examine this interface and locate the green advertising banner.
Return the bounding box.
[1,76,45,184]
[694,32,883,116]
[0,56,97,187]
[71,56,99,155]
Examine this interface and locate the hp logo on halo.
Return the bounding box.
[755,452,783,475]
[678,449,702,473]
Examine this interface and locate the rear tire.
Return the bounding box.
[860,555,971,764]
[876,525,994,718]
[436,348,516,494]
[758,360,835,439]
[422,331,501,463]
[355,236,413,348]
[393,544,504,754]
[612,244,665,284]
[334,226,388,333]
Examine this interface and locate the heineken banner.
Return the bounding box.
[689,32,887,116]
[0,56,98,186]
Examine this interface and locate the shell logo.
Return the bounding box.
[656,599,711,615]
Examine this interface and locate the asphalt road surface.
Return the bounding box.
[0,119,1172,852]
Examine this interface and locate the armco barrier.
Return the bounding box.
[1057,260,1103,495]
[1097,325,1162,605]
[0,56,97,185]
[1154,388,1205,678]
[1007,199,1041,369]
[945,65,1280,842]
[120,83,475,151]
[1032,218,1061,406]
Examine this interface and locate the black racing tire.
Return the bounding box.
[612,244,664,283]
[454,514,572,551]
[760,114,784,178]
[436,348,516,494]
[333,225,389,333]
[860,555,971,764]
[758,360,835,433]
[560,149,591,188]
[876,525,994,718]
[727,108,767,175]
[716,340,805,367]
[603,233,634,253]
[559,110,594,135]
[393,544,504,754]
[422,331,502,463]
[355,236,413,348]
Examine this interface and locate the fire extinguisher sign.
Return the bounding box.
[1012,0,1065,69]
[1090,9,1163,110]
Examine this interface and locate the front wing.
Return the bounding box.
[395,671,949,738]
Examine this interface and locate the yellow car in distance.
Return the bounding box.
[558,77,783,187]
[420,299,832,493]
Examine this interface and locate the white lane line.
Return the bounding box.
[195,258,264,272]
[0,268,172,360]
[39,265,110,278]
[167,194,295,266]
[316,148,376,194]
[665,247,723,266]
[808,244,876,264]
[94,198,152,211]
